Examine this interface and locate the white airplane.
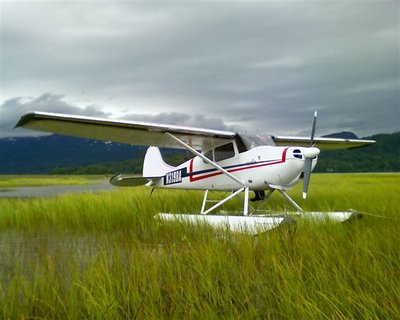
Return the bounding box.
[16,111,375,233]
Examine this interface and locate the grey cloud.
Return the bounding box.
[0,93,110,138]
[1,93,241,138]
[1,1,399,138]
[121,112,241,132]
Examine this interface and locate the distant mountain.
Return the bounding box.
[322,131,359,139]
[0,135,146,174]
[0,132,398,174]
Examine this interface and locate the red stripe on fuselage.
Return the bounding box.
[189,147,289,182]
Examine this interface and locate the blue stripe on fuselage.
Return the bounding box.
[183,158,282,179]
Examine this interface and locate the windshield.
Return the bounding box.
[239,134,275,149]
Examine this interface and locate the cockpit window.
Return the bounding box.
[215,142,235,162]
[239,134,275,149]
[236,136,248,153]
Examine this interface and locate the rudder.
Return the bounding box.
[143,146,175,178]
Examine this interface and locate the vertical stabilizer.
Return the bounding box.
[143,146,175,178]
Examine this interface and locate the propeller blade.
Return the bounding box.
[310,110,317,146]
[303,110,318,199]
[302,157,313,199]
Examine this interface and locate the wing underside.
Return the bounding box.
[15,112,237,151]
[271,135,375,150]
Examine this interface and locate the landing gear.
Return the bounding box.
[199,187,303,216]
[158,186,286,233]
[156,187,360,234]
[200,187,250,215]
[248,188,303,213]
[278,190,303,212]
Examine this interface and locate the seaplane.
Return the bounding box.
[16,111,375,234]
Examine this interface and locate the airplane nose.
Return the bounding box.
[302,147,320,158]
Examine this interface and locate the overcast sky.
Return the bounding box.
[1,0,399,138]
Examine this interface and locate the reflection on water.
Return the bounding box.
[0,230,121,289]
[0,180,116,198]
[0,229,159,291]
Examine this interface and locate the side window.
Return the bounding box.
[215,142,235,162]
[203,150,213,163]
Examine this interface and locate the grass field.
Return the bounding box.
[0,173,398,319]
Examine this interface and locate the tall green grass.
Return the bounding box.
[0,173,398,319]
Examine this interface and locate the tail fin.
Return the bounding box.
[143,146,175,178]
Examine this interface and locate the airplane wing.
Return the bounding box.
[271,136,375,150]
[15,112,237,151]
[15,111,375,151]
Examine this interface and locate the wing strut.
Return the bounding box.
[165,132,245,187]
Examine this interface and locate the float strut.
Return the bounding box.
[200,190,209,214]
[279,190,304,212]
[244,187,249,216]
[202,187,245,215]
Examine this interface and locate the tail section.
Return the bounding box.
[143,146,175,178]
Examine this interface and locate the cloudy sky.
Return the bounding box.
[1,0,399,138]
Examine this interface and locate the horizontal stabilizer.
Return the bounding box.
[110,174,151,187]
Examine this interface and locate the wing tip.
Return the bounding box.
[14,112,37,129]
[348,139,376,149]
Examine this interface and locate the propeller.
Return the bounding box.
[302,111,320,199]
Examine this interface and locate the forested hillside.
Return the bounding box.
[0,135,145,174]
[51,132,399,174]
[315,132,399,173]
[0,132,398,174]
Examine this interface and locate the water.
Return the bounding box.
[0,180,116,198]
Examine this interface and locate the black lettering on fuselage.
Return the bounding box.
[164,170,182,185]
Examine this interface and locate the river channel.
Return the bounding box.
[0,180,116,198]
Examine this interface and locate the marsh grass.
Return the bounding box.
[0,175,101,188]
[0,173,399,319]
